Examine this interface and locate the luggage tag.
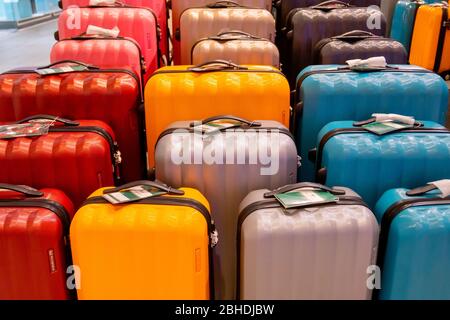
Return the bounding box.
[360,113,417,135]
[103,185,167,204]
[86,25,120,38]
[274,190,338,209]
[0,120,53,139]
[192,120,241,135]
[35,65,89,75]
[346,56,388,72]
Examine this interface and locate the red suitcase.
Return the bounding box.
[0,61,143,183]
[50,36,146,92]
[59,0,169,64]
[56,6,161,82]
[0,184,75,300]
[0,115,119,208]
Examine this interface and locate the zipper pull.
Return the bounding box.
[210,222,219,248]
[113,142,122,181]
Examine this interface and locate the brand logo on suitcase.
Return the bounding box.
[48,249,57,274]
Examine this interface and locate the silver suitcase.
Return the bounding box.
[192,31,280,67]
[179,3,275,64]
[155,116,299,299]
[238,183,379,300]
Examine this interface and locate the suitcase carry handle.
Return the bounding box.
[206,1,245,8]
[103,180,185,196]
[311,0,351,9]
[353,114,422,127]
[264,183,346,198]
[16,115,80,127]
[406,180,450,197]
[38,60,99,71]
[188,60,248,72]
[332,30,379,41]
[212,30,262,40]
[190,115,262,128]
[0,184,44,197]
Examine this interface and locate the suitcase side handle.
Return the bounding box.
[206,1,245,9]
[15,115,80,127]
[406,180,450,197]
[0,184,44,197]
[190,115,262,128]
[103,180,185,196]
[38,60,99,71]
[264,183,346,198]
[310,0,352,10]
[188,60,248,72]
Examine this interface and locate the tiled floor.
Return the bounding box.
[0,19,57,72]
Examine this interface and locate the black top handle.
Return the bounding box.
[103,180,185,196]
[188,60,248,72]
[311,0,351,9]
[332,30,380,41]
[0,184,44,197]
[37,60,99,70]
[353,114,423,127]
[206,1,245,8]
[406,180,450,197]
[189,115,262,128]
[264,183,346,198]
[213,30,261,40]
[15,115,79,127]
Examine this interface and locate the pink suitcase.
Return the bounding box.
[58,0,169,65]
[56,7,161,81]
[50,36,146,92]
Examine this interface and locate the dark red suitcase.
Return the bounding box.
[0,115,120,208]
[0,61,143,183]
[0,184,75,300]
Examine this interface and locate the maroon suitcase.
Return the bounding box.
[0,184,75,300]
[0,61,143,183]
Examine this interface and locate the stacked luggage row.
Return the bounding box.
[0,0,449,301]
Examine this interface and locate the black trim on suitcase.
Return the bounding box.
[235,193,369,299]
[311,127,450,184]
[81,194,217,299]
[373,196,450,299]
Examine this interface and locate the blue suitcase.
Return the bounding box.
[374,181,450,299]
[309,117,450,208]
[390,0,441,54]
[295,64,449,181]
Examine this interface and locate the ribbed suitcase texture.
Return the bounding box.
[145,62,290,169]
[409,3,450,79]
[50,37,146,90]
[179,6,275,64]
[314,31,408,64]
[57,7,160,79]
[312,120,450,208]
[59,0,169,61]
[191,31,279,67]
[0,64,143,183]
[70,182,214,300]
[238,184,379,300]
[155,118,299,300]
[282,4,386,85]
[295,65,449,181]
[171,0,272,64]
[374,185,450,299]
[0,117,118,208]
[0,185,74,300]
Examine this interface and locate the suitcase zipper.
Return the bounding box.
[374,197,450,299]
[49,126,122,183]
[235,195,369,299]
[312,127,450,184]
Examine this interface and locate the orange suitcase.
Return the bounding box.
[410,2,450,80]
[144,61,290,169]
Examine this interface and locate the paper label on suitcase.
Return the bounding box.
[275,190,338,209]
[193,120,240,134]
[362,121,413,135]
[103,186,166,204]
[0,122,51,139]
[35,65,89,75]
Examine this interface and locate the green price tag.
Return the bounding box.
[103,186,166,204]
[35,65,88,75]
[362,121,413,135]
[275,190,338,209]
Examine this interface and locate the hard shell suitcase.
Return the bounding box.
[409,2,450,80]
[381,0,399,35]
[145,61,290,169]
[155,116,299,300]
[238,183,379,300]
[389,0,422,53]
[310,117,450,208]
[56,7,161,80]
[50,36,146,91]
[191,31,280,68]
[374,181,450,300]
[314,30,408,65]
[171,0,273,64]
[70,180,216,300]
[281,1,386,86]
[295,64,449,182]
[0,184,75,300]
[0,61,143,183]
[58,0,169,62]
[0,115,120,208]
[178,2,275,64]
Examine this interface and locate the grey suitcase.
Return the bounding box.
[155,116,299,300]
[381,0,400,35]
[238,183,379,300]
